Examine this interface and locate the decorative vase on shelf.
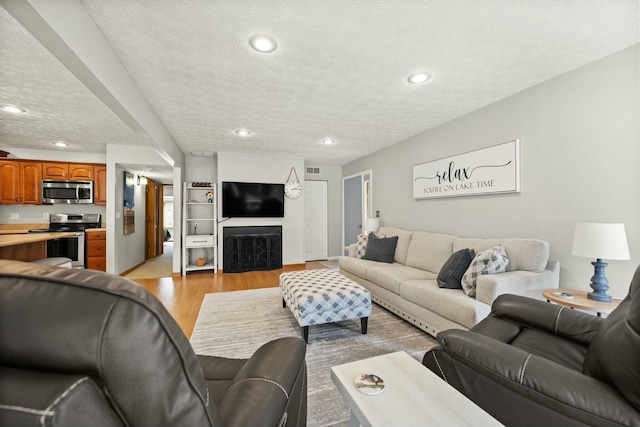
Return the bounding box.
[206,191,213,203]
[196,257,206,266]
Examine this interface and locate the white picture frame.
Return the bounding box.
[413,140,520,199]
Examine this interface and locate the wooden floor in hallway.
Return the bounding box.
[131,262,327,339]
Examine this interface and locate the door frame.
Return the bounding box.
[342,169,373,252]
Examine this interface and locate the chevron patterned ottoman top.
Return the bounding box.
[279,269,372,327]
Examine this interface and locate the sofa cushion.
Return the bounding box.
[399,279,491,328]
[461,246,509,297]
[405,231,458,273]
[362,233,398,263]
[377,227,413,265]
[437,248,475,289]
[453,238,549,272]
[339,256,381,278]
[366,265,436,294]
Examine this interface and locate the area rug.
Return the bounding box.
[190,287,438,427]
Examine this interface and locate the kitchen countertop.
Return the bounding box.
[85,228,107,232]
[0,232,78,248]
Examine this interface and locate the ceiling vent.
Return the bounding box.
[306,167,320,175]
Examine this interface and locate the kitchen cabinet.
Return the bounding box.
[69,164,94,180]
[94,164,107,205]
[42,162,68,180]
[0,160,41,205]
[86,230,106,271]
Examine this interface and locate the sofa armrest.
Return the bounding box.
[433,330,638,426]
[346,243,357,257]
[476,261,560,306]
[217,337,306,427]
[486,294,603,346]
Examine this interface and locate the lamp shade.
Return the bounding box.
[365,218,380,234]
[572,223,630,260]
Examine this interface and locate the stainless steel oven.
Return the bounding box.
[28,213,101,268]
[46,233,85,268]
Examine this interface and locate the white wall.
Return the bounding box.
[343,44,640,297]
[106,144,178,274]
[217,153,305,266]
[305,164,343,258]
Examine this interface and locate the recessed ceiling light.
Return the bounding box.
[53,141,69,147]
[407,72,431,84]
[1,105,26,114]
[249,34,278,53]
[236,129,251,137]
[322,139,335,145]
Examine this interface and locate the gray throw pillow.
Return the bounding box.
[437,248,475,289]
[362,233,398,263]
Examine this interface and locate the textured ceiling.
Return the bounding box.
[0,7,148,154]
[1,0,638,166]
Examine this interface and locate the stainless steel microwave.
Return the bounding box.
[41,180,94,204]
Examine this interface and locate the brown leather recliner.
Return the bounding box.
[0,260,307,427]
[423,265,640,427]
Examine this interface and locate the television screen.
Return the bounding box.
[222,182,285,218]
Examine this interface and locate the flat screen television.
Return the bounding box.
[222,181,285,218]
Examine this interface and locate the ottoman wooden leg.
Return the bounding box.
[361,317,368,334]
[282,298,286,308]
[302,326,309,343]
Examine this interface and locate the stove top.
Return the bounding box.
[28,213,101,234]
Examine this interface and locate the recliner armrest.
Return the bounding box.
[434,330,639,426]
[217,337,306,427]
[487,294,602,346]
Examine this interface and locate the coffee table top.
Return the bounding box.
[330,351,503,427]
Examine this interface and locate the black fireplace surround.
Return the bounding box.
[223,226,282,273]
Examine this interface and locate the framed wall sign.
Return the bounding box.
[413,140,520,199]
[123,171,135,234]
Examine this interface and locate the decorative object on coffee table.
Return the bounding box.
[571,223,630,301]
[280,269,371,343]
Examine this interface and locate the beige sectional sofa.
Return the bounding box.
[339,226,560,336]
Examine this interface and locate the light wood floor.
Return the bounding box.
[132,262,327,339]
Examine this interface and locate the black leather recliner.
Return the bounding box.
[423,265,640,427]
[0,260,307,427]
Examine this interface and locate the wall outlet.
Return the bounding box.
[115,211,121,219]
[43,213,50,219]
[10,213,19,220]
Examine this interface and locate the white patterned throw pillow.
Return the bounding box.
[355,234,368,258]
[461,245,509,297]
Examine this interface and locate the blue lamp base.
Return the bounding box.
[588,259,612,302]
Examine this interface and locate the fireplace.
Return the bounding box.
[223,226,282,273]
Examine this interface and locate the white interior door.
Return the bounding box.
[304,180,328,261]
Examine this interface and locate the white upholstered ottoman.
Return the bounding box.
[279,269,372,343]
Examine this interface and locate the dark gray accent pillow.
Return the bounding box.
[437,248,475,289]
[362,233,398,263]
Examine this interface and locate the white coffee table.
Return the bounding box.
[330,351,504,427]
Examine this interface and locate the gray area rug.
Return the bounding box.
[190,287,438,427]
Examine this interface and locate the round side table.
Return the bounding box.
[542,289,622,317]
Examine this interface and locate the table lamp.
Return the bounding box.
[571,223,630,302]
[365,218,380,234]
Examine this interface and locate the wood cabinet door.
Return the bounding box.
[69,164,94,180]
[94,165,107,205]
[20,161,42,204]
[0,160,20,204]
[42,162,68,180]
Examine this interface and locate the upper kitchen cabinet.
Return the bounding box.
[0,160,41,205]
[42,162,68,180]
[94,164,107,205]
[69,164,94,180]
